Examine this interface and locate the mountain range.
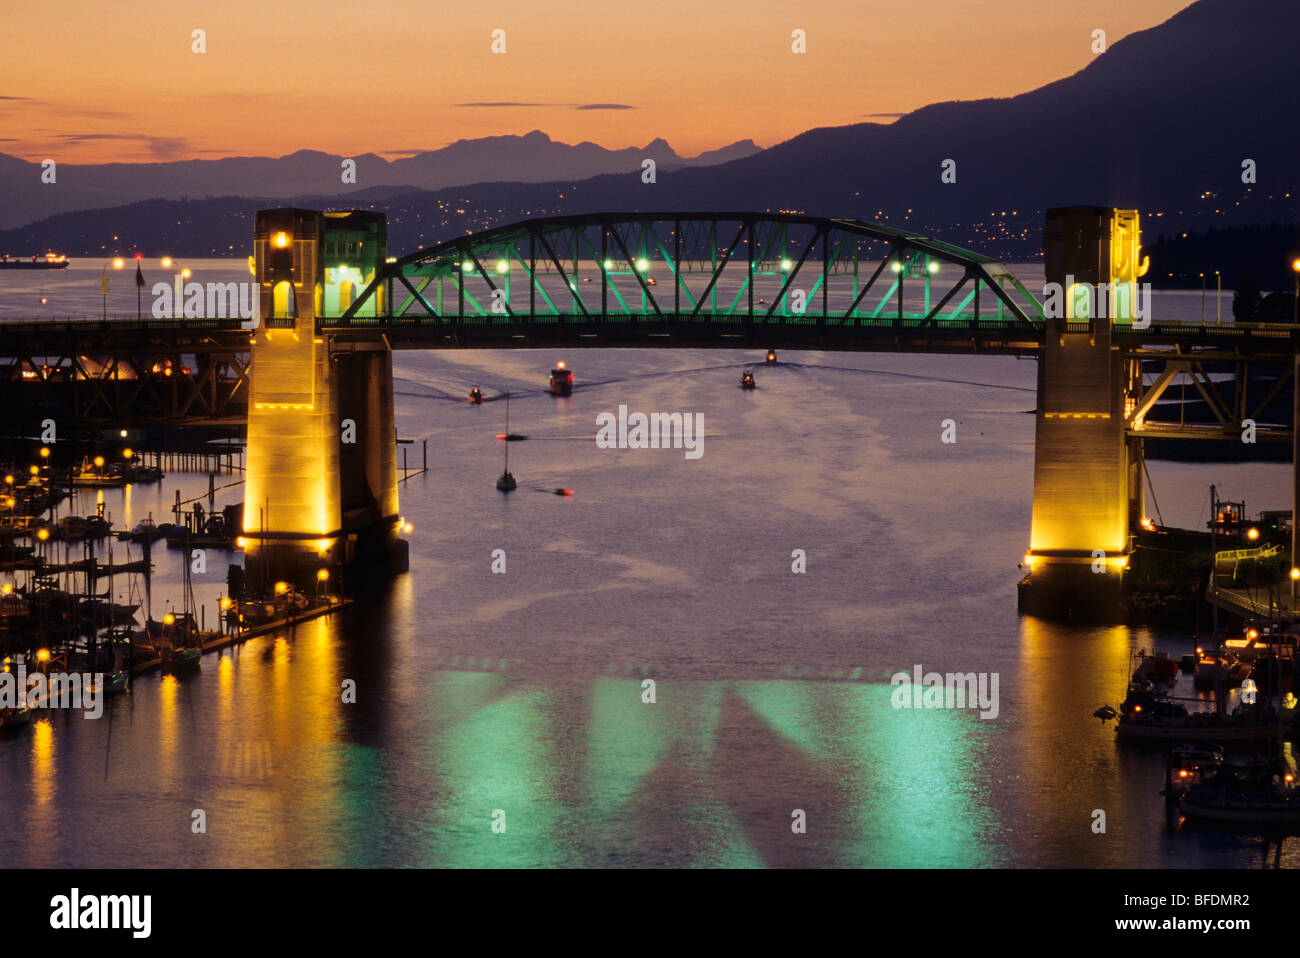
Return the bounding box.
[0,132,760,231]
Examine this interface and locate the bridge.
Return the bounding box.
[3,207,1298,620]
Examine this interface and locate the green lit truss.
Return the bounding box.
[334,213,1045,330]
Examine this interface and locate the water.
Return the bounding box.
[1,261,1293,868]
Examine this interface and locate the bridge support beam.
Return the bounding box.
[1019,207,1145,622]
[241,209,406,595]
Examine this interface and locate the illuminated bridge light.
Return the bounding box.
[635,258,649,272]
[496,260,509,274]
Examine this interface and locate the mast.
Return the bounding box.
[503,392,511,474]
[1210,483,1218,650]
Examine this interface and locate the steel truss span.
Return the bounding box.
[328,213,1046,347]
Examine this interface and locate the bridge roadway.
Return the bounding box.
[4,314,1300,358]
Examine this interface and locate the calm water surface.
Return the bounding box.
[0,261,1291,868]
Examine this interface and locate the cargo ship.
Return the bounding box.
[0,252,70,269]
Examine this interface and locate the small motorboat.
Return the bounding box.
[161,644,201,674]
[548,361,573,396]
[496,472,517,492]
[0,704,34,732]
[740,370,756,390]
[469,387,483,404]
[119,516,170,543]
[766,349,777,364]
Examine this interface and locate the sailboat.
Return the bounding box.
[496,391,517,492]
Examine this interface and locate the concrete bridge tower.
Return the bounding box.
[1019,207,1148,621]
[241,209,407,592]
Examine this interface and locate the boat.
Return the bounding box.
[0,591,30,624]
[497,391,517,491]
[740,370,756,389]
[469,387,483,404]
[766,349,777,364]
[69,458,128,488]
[161,644,201,673]
[0,705,34,731]
[1163,744,1226,804]
[117,516,170,543]
[126,463,164,484]
[0,252,70,270]
[1132,648,1180,686]
[1179,760,1300,825]
[548,361,574,396]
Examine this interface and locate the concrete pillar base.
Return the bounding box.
[1017,558,1127,623]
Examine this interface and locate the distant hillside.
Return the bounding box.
[0,132,761,231]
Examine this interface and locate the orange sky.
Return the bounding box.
[0,0,1195,164]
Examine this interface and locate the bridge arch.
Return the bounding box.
[335,212,1045,331]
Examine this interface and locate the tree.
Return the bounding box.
[1233,278,1262,322]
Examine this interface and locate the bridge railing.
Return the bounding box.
[0,316,252,335]
[318,311,1042,332]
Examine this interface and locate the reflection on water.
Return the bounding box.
[1,340,1296,867]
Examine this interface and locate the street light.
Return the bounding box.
[1199,272,1205,324]
[101,259,124,320]
[1292,257,1300,325]
[1215,269,1221,325]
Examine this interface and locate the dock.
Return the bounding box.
[128,596,352,677]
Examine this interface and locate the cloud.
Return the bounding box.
[575,103,635,110]
[48,132,189,158]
